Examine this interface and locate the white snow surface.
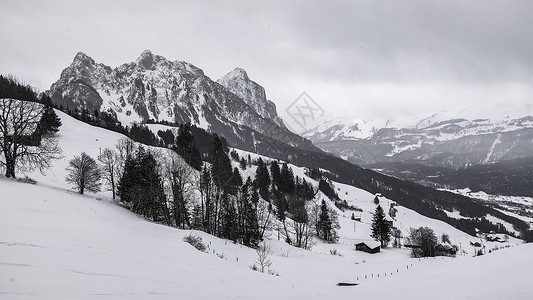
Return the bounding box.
[1,110,532,299]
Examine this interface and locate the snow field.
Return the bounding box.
[1,109,532,299]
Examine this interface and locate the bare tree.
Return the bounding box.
[406,227,438,258]
[162,151,198,228]
[290,203,316,250]
[256,199,273,239]
[254,243,272,273]
[98,148,118,199]
[0,99,62,178]
[392,227,403,248]
[66,152,101,194]
[114,137,136,176]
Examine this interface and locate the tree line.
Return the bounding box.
[65,129,341,249]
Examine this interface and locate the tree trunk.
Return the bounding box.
[111,177,115,200]
[5,155,16,178]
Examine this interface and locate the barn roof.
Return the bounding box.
[355,240,381,249]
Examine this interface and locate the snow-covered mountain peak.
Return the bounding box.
[72,51,95,66]
[134,49,161,70]
[48,51,313,153]
[218,67,283,126]
[225,67,250,81]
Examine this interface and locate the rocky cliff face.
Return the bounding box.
[48,50,315,153]
[217,68,283,127]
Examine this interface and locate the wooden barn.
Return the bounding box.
[436,243,457,255]
[355,241,381,254]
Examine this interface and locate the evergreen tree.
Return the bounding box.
[191,204,203,230]
[117,147,166,222]
[38,95,62,135]
[371,205,391,247]
[251,187,260,204]
[219,191,237,241]
[255,158,270,201]
[239,181,260,247]
[209,136,233,192]
[229,167,243,196]
[279,163,295,194]
[239,157,247,170]
[270,160,281,189]
[317,200,333,241]
[174,123,202,170]
[157,129,175,147]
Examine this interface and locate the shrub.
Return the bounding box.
[17,176,36,185]
[183,234,207,252]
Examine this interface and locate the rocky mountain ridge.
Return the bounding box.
[304,107,533,168]
[48,50,315,154]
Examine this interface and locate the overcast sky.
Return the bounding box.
[1,0,532,130]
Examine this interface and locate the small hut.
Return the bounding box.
[436,243,457,255]
[355,241,381,254]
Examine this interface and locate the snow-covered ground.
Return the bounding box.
[1,110,532,299]
[445,188,533,230]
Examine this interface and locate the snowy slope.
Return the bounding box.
[2,176,532,299]
[1,110,531,299]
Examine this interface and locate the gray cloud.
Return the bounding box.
[1,0,532,126]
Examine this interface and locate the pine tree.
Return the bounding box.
[317,200,333,241]
[38,96,62,135]
[209,136,233,192]
[174,123,202,170]
[229,167,243,196]
[279,163,295,194]
[240,183,260,247]
[371,205,391,247]
[270,160,281,189]
[255,158,270,201]
[117,147,166,222]
[219,192,237,241]
[239,157,247,170]
[191,204,203,230]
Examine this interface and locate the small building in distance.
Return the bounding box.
[436,243,457,256]
[355,240,381,254]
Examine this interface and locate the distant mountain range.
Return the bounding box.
[303,107,533,169]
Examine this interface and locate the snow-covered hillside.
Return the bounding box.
[3,177,532,300]
[1,110,531,299]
